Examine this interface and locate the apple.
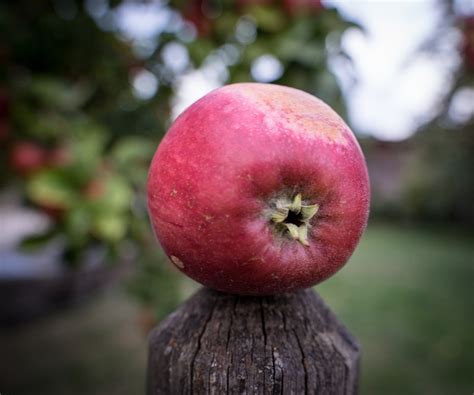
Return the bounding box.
[148,83,369,295]
[9,141,48,175]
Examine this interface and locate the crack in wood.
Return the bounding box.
[293,328,308,394]
[190,294,217,395]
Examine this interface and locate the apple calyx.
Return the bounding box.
[270,193,319,246]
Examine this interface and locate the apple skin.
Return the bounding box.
[148,83,370,295]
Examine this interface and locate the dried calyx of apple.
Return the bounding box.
[269,193,319,246]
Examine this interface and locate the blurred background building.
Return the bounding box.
[0,0,473,394]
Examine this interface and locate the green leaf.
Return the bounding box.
[27,170,76,208]
[90,175,133,213]
[92,213,127,242]
[187,40,215,67]
[112,137,155,167]
[248,5,286,32]
[276,37,324,66]
[29,77,93,112]
[213,12,239,38]
[19,231,56,251]
[65,205,92,246]
[69,122,108,180]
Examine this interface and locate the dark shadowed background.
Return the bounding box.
[0,1,473,394]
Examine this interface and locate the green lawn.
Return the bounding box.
[0,222,472,394]
[0,289,148,395]
[318,221,474,395]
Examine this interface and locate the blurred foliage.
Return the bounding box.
[362,8,474,224]
[402,124,474,223]
[0,0,169,269]
[3,0,471,322]
[398,13,474,223]
[166,0,353,114]
[0,0,354,321]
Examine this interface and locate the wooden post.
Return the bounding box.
[147,287,360,394]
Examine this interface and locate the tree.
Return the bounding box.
[402,10,474,223]
[0,0,357,321]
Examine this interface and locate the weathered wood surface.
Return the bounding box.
[147,287,360,394]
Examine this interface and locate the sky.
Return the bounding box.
[115,0,466,141]
[329,0,460,140]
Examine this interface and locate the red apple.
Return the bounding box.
[9,141,48,175]
[148,83,369,295]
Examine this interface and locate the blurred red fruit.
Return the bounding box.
[183,0,212,37]
[38,202,66,220]
[283,0,323,14]
[83,178,106,200]
[49,146,73,167]
[461,16,474,70]
[9,142,48,175]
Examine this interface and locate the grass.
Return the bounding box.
[0,288,148,395]
[318,221,474,395]
[0,221,472,394]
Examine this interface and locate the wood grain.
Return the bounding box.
[147,287,360,394]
